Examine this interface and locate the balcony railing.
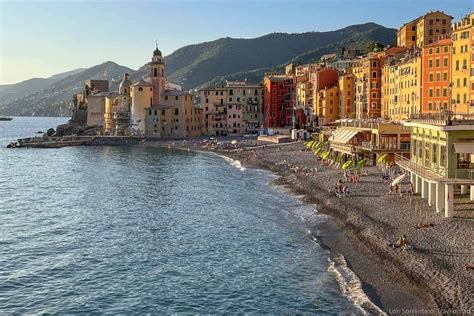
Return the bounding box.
[408,112,474,125]
[394,154,474,181]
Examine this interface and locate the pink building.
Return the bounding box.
[227,104,245,134]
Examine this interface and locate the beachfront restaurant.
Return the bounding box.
[395,119,474,217]
[328,119,411,165]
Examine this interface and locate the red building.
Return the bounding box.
[263,74,305,128]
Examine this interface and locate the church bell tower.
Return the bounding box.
[150,43,165,105]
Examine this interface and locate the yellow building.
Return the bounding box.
[315,85,339,125]
[397,20,417,48]
[451,12,473,115]
[338,71,355,118]
[145,90,201,138]
[395,50,422,120]
[397,11,453,48]
[381,58,398,120]
[200,85,227,135]
[130,80,153,134]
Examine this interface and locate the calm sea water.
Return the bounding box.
[0,117,362,314]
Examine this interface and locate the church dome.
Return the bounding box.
[119,73,132,95]
[153,47,162,56]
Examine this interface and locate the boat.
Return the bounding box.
[0,117,13,121]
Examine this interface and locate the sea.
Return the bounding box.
[0,117,377,314]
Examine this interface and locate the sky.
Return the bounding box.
[0,0,471,85]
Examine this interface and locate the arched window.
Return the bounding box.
[154,68,157,77]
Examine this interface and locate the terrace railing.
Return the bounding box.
[394,153,474,181]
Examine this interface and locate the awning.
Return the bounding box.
[453,143,474,154]
[331,129,358,144]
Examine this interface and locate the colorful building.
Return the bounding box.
[130,80,153,133]
[396,117,474,217]
[395,49,422,120]
[200,81,262,135]
[338,71,355,118]
[314,85,339,125]
[451,13,473,115]
[421,37,452,114]
[354,54,382,119]
[397,11,453,48]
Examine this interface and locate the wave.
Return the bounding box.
[328,254,386,315]
[211,152,246,171]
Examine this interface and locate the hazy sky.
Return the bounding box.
[0,0,471,84]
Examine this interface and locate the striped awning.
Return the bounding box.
[453,143,474,154]
[331,129,359,144]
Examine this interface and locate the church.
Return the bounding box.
[78,45,203,138]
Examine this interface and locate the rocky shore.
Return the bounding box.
[214,142,473,313]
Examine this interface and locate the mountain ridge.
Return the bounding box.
[0,22,396,116]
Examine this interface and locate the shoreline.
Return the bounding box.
[218,143,473,313]
[6,134,473,313]
[145,140,473,313]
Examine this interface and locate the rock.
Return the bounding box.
[46,128,55,136]
[56,123,75,137]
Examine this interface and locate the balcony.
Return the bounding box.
[395,154,474,182]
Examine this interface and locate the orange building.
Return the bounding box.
[421,37,452,114]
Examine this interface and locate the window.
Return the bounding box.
[440,146,446,168]
[429,60,433,68]
[443,58,448,66]
[443,88,447,97]
[162,110,165,115]
[175,96,178,100]
[443,72,448,81]
[165,96,168,100]
[372,61,377,67]
[372,71,377,78]
[429,48,433,54]
[455,60,459,70]
[429,89,433,97]
[436,73,440,81]
[174,109,179,115]
[444,46,448,53]
[428,102,433,110]
[154,68,157,77]
[436,47,440,53]
[138,87,143,92]
[435,59,440,67]
[429,73,434,81]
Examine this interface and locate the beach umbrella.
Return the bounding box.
[342,160,353,170]
[321,150,330,159]
[305,141,314,149]
[391,173,406,186]
[355,159,367,169]
[377,154,388,165]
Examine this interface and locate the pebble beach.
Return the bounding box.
[221,141,473,313]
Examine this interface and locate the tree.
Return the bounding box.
[367,42,384,53]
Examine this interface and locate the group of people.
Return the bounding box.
[343,170,361,183]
